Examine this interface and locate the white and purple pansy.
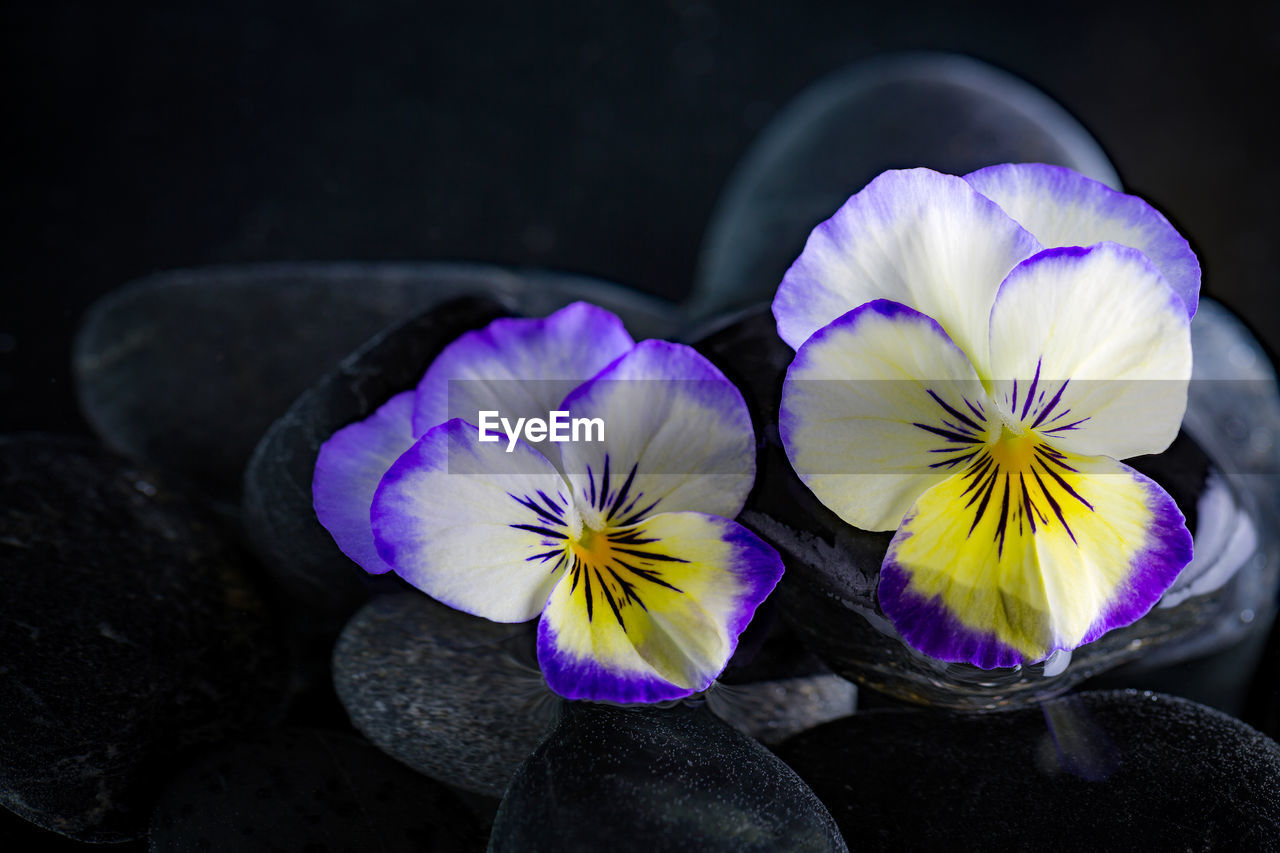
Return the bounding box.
[773,164,1197,668]
[313,302,784,703]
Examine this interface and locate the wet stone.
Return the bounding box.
[691,52,1119,317]
[75,262,678,505]
[0,436,286,843]
[489,702,848,853]
[709,600,853,744]
[775,690,1280,851]
[706,676,857,745]
[332,593,557,798]
[148,728,480,853]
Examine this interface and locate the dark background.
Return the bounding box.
[6,1,1278,434]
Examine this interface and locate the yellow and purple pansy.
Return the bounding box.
[312,303,784,703]
[774,164,1198,668]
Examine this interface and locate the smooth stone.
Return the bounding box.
[240,296,506,652]
[0,436,286,843]
[690,52,1119,317]
[490,702,848,853]
[148,728,480,852]
[775,690,1280,850]
[332,593,557,798]
[75,262,678,505]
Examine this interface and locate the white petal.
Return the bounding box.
[412,301,634,437]
[986,244,1192,460]
[557,340,757,525]
[772,167,1041,369]
[312,390,416,574]
[966,163,1199,317]
[780,300,992,531]
[371,419,575,622]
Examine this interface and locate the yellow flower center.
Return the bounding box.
[987,421,1038,473]
[570,522,615,565]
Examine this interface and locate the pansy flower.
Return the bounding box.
[313,302,784,702]
[774,165,1197,668]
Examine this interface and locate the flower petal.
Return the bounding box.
[771,167,1042,367]
[780,300,992,531]
[313,390,416,574]
[986,244,1192,460]
[879,448,1191,668]
[412,301,635,437]
[536,512,784,702]
[965,163,1200,317]
[557,340,756,524]
[371,418,574,622]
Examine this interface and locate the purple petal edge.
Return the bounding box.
[536,619,698,703]
[877,547,1026,670]
[965,162,1200,318]
[877,463,1192,670]
[559,338,748,411]
[535,515,784,704]
[994,242,1191,323]
[312,389,416,575]
[717,517,787,639]
[412,300,635,437]
[778,298,968,469]
[772,167,1042,350]
[1081,467,1192,645]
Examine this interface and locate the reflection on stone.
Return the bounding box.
[706,675,856,745]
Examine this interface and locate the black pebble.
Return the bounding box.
[148,728,481,852]
[775,689,1280,851]
[332,593,558,798]
[0,436,287,842]
[490,701,848,852]
[75,262,677,506]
